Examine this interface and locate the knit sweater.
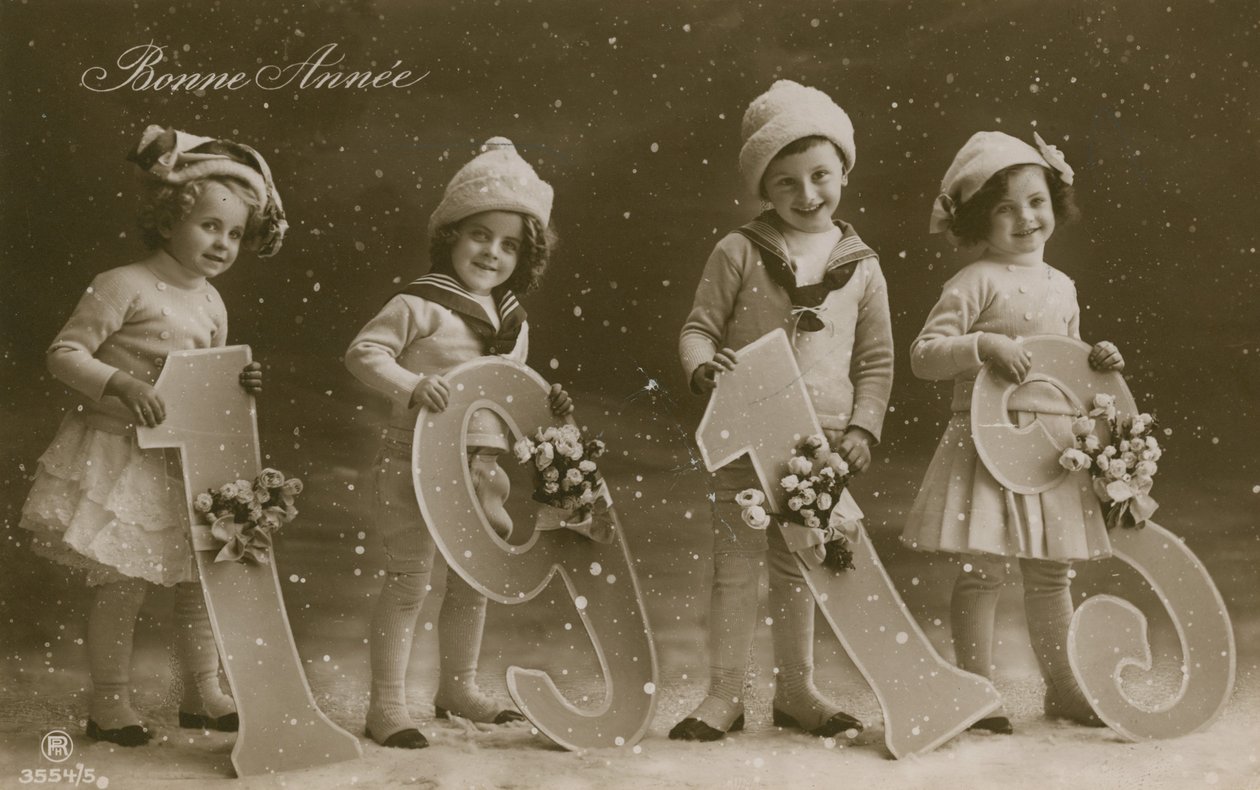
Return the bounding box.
[678,228,894,440]
[47,256,228,434]
[911,259,1081,414]
[344,293,529,448]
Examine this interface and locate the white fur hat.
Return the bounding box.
[427,137,554,236]
[739,80,856,198]
[929,131,1074,235]
[129,124,288,257]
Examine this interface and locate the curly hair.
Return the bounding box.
[428,212,557,295]
[136,175,265,250]
[948,164,1079,247]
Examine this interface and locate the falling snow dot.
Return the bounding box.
[615,736,626,746]
[573,305,582,317]
[289,574,299,582]
[354,241,365,252]
[810,18,820,27]
[650,142,659,153]
[549,358,560,370]
[554,99,562,108]
[896,632,909,644]
[606,575,617,584]
[574,596,588,610]
[912,726,921,736]
[590,562,603,575]
[255,638,264,646]
[633,745,642,754]
[644,682,656,694]
[720,430,730,439]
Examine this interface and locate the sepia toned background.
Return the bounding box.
[1,1,1257,787]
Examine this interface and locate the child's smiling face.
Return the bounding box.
[985,165,1056,259]
[450,211,523,295]
[162,180,250,279]
[761,141,846,233]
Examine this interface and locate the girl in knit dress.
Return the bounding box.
[345,138,573,749]
[672,81,894,742]
[19,125,287,746]
[902,131,1124,733]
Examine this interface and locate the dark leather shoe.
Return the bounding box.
[366,727,429,749]
[179,711,239,732]
[86,719,151,747]
[434,705,526,725]
[772,708,863,737]
[968,716,1014,734]
[667,713,745,741]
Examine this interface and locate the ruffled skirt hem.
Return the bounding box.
[19,413,195,587]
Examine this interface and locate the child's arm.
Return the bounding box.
[344,295,440,407]
[847,261,895,443]
[679,239,743,393]
[46,273,133,402]
[909,267,998,381]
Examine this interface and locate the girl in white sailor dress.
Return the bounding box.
[901,131,1125,733]
[20,124,287,746]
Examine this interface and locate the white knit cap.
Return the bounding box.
[427,137,554,235]
[929,131,1074,235]
[739,80,856,198]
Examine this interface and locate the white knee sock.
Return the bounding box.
[434,571,502,721]
[87,578,148,729]
[366,571,430,742]
[690,553,759,729]
[173,582,235,718]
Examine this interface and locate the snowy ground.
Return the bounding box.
[2,382,1258,790]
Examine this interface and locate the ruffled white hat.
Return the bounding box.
[129,124,288,257]
[427,137,554,236]
[739,80,856,198]
[929,130,1074,236]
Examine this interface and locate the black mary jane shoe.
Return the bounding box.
[179,711,240,732]
[86,719,151,747]
[968,716,1014,735]
[366,727,430,749]
[667,713,745,742]
[772,708,864,738]
[434,704,525,725]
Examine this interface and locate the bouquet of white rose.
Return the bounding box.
[1058,393,1161,530]
[735,435,860,572]
[514,425,608,524]
[192,468,303,564]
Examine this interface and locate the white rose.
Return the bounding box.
[787,496,805,512]
[741,505,771,530]
[735,489,765,508]
[535,443,555,470]
[787,456,813,477]
[780,474,800,492]
[513,438,535,464]
[1071,416,1096,437]
[817,492,833,511]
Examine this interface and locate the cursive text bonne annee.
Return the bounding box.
[81,43,428,93]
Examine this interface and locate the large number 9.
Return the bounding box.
[973,335,1236,740]
[411,357,657,750]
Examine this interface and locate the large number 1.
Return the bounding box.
[139,347,361,776]
[412,357,658,750]
[699,330,999,758]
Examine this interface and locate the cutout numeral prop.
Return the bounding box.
[139,347,361,776]
[412,357,658,750]
[973,334,1236,740]
[699,330,1000,758]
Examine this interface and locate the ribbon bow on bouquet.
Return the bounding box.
[779,501,863,570]
[190,515,275,565]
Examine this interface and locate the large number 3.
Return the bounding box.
[973,335,1235,740]
[412,358,657,751]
